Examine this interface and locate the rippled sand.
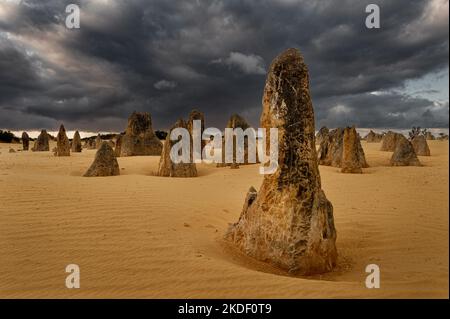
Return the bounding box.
[0,140,448,298]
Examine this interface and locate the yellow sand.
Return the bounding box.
[0,140,448,298]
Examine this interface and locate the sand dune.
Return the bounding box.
[0,140,448,298]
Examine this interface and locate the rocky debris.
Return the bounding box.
[32,130,50,151]
[318,127,368,169]
[315,126,329,145]
[157,119,197,177]
[390,135,421,166]
[119,112,163,156]
[56,124,70,156]
[425,132,435,140]
[71,131,82,152]
[380,131,402,151]
[9,148,16,153]
[365,130,383,143]
[22,132,30,151]
[83,142,120,177]
[225,48,337,275]
[341,126,364,173]
[411,135,431,156]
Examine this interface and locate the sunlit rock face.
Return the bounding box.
[225,48,337,275]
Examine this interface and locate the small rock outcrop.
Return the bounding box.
[119,112,163,156]
[341,126,364,173]
[390,135,421,166]
[318,127,368,169]
[32,130,50,152]
[225,48,337,275]
[380,131,402,151]
[56,124,70,156]
[9,148,16,153]
[71,131,82,152]
[83,142,120,177]
[157,119,197,177]
[411,135,430,156]
[22,132,30,151]
[365,130,383,143]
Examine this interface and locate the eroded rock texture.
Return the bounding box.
[225,48,337,275]
[32,130,50,152]
[411,135,431,156]
[315,126,329,145]
[95,134,102,149]
[318,127,368,169]
[84,142,120,177]
[390,135,421,166]
[157,119,197,177]
[56,125,70,156]
[380,131,402,151]
[365,130,383,143]
[341,126,364,173]
[22,132,29,151]
[119,112,162,156]
[71,131,82,152]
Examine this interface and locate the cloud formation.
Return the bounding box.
[0,0,448,132]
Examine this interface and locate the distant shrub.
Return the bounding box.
[0,130,16,143]
[408,127,428,140]
[155,130,168,140]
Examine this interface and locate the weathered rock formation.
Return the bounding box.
[315,126,329,145]
[22,132,29,151]
[225,48,337,275]
[32,130,50,151]
[217,114,256,168]
[390,135,421,166]
[365,130,383,143]
[411,135,430,156]
[71,131,82,152]
[157,119,197,177]
[114,134,123,157]
[341,126,364,173]
[95,134,102,149]
[56,124,70,156]
[318,127,368,169]
[84,142,120,177]
[119,112,163,156]
[187,109,206,151]
[380,131,402,151]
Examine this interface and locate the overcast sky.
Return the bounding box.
[0,0,448,132]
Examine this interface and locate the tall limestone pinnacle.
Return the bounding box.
[225,48,337,275]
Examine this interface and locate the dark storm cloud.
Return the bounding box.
[0,0,448,132]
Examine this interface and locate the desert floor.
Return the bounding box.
[0,140,448,298]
